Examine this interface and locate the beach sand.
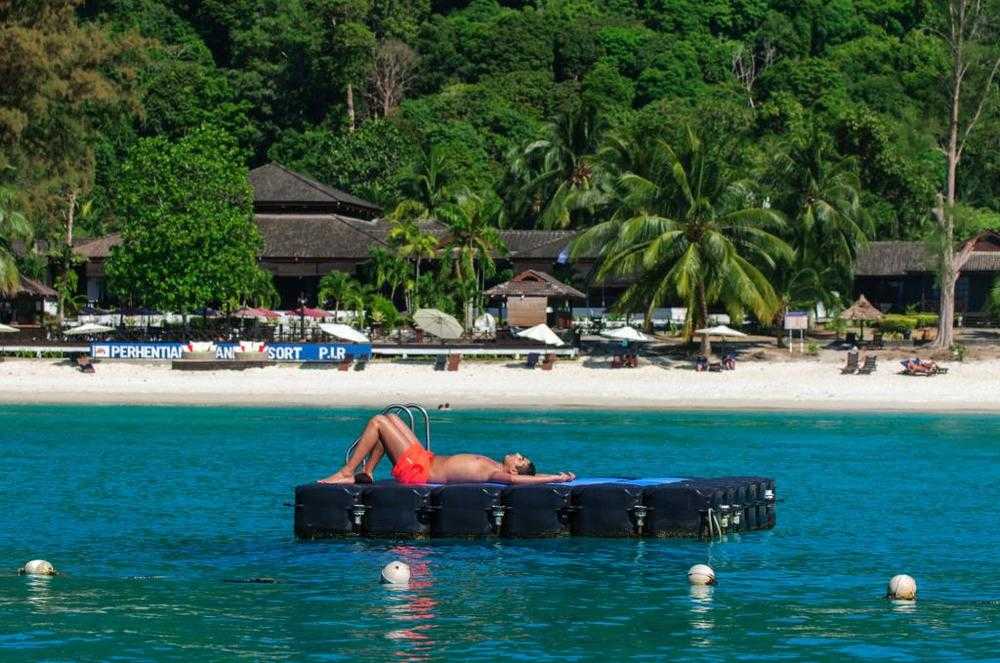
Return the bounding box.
[2,354,999,412]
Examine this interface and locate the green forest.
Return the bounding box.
[3,0,1000,343]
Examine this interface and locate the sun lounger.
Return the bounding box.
[900,359,948,376]
[708,360,723,372]
[526,352,540,369]
[541,353,556,371]
[433,355,447,371]
[857,355,877,374]
[841,353,859,374]
[447,354,461,372]
[353,358,367,371]
[338,354,354,371]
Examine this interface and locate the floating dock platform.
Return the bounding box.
[293,476,775,539]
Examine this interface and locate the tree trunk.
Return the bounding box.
[346,83,356,132]
[58,190,77,326]
[697,281,710,356]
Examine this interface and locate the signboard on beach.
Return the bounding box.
[784,311,808,330]
[90,341,372,362]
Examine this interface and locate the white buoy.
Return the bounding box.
[687,564,716,586]
[887,574,917,600]
[381,561,411,585]
[19,560,57,576]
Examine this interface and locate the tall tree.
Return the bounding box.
[508,106,605,229]
[366,39,418,118]
[387,217,439,311]
[931,0,1000,347]
[0,0,141,233]
[318,270,362,321]
[105,128,268,313]
[575,129,791,354]
[437,192,506,328]
[0,187,31,296]
[772,125,869,300]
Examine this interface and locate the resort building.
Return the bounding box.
[71,162,999,319]
[853,233,1000,321]
[73,163,598,308]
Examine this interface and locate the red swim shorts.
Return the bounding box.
[391,444,435,485]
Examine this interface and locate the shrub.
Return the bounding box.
[913,313,939,328]
[879,314,917,334]
[368,295,400,329]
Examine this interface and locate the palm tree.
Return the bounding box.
[575,129,791,355]
[318,270,360,321]
[508,105,605,229]
[0,187,31,296]
[366,247,408,301]
[437,192,506,328]
[774,127,869,289]
[387,218,439,311]
[392,145,453,219]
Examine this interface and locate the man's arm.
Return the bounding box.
[487,470,575,485]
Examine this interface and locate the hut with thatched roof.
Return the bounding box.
[484,269,585,327]
[839,294,883,341]
[0,276,58,325]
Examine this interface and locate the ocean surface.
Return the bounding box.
[0,405,998,661]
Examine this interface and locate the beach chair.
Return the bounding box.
[901,359,948,376]
[447,354,462,372]
[525,352,540,369]
[626,353,639,368]
[353,357,367,371]
[857,355,877,374]
[541,353,556,371]
[338,354,354,371]
[708,360,723,372]
[433,355,447,371]
[841,353,859,374]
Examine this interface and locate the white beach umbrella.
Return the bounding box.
[0,323,18,333]
[693,325,747,337]
[413,308,464,340]
[602,326,652,342]
[473,312,496,334]
[319,323,370,343]
[63,323,115,335]
[516,323,565,347]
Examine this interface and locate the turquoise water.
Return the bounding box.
[1,405,998,661]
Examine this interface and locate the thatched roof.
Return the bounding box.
[840,294,883,321]
[855,236,1000,276]
[249,163,381,217]
[16,276,58,298]
[484,269,586,299]
[258,214,446,259]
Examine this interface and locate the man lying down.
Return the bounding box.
[319,414,575,485]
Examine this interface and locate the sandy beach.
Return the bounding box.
[2,354,999,412]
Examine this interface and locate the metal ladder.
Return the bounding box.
[345,403,432,464]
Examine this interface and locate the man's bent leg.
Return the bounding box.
[319,415,420,483]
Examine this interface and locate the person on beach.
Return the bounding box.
[319,414,575,485]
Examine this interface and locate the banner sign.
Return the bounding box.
[90,341,372,362]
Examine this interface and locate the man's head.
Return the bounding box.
[503,452,536,476]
